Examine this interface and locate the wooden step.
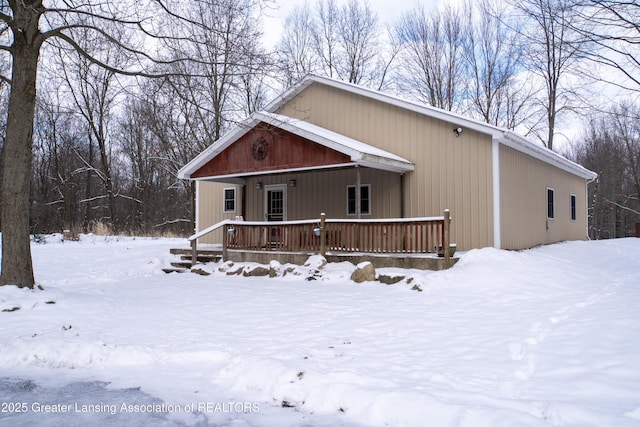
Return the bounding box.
[170,261,193,269]
[170,248,222,256]
[180,254,222,263]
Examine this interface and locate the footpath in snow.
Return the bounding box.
[0,234,639,426]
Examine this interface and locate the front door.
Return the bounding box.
[265,184,286,243]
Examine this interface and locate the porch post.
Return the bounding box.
[355,165,361,219]
[443,209,451,269]
[320,213,327,257]
[222,223,228,261]
[400,173,405,218]
[191,238,197,267]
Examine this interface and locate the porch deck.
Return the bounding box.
[169,247,457,271]
[180,211,456,271]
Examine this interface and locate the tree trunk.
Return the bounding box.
[1,4,43,288]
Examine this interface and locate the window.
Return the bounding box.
[570,194,577,221]
[347,184,371,215]
[223,188,236,213]
[547,188,555,219]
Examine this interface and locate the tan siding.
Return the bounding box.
[196,169,401,244]
[243,169,401,222]
[196,181,243,244]
[500,145,588,249]
[277,83,494,250]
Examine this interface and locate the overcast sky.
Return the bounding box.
[262,0,442,48]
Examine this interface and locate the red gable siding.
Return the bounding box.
[191,123,352,179]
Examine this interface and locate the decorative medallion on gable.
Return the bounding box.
[252,136,270,161]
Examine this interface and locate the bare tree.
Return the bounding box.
[507,0,589,150]
[57,44,125,230]
[163,0,267,141]
[31,89,80,233]
[137,77,212,234]
[336,0,380,85]
[278,2,318,87]
[462,0,532,128]
[278,0,390,89]
[575,103,640,238]
[0,1,249,288]
[572,0,640,91]
[395,4,466,111]
[313,0,341,79]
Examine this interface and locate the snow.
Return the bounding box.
[0,234,639,426]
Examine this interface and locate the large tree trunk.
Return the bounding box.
[0,2,43,288]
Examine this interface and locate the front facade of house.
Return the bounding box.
[179,75,596,251]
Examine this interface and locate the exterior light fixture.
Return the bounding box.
[289,179,296,188]
[256,182,262,190]
[453,127,462,137]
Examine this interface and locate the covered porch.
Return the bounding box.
[177,111,457,270]
[183,210,456,270]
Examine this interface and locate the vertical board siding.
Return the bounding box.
[197,181,243,244]
[277,83,494,250]
[500,145,588,249]
[243,168,402,222]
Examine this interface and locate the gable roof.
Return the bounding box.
[177,111,414,180]
[265,75,597,181]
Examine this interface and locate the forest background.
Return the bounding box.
[1,0,638,242]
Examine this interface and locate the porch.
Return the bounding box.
[181,210,457,271]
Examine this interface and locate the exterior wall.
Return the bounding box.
[276,83,494,250]
[196,181,244,244]
[499,145,588,249]
[196,168,402,244]
[242,168,402,221]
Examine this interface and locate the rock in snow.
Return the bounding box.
[350,261,376,283]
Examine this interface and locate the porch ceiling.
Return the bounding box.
[178,111,414,182]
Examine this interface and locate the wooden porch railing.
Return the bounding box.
[188,210,452,268]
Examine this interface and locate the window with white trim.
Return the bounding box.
[223,188,236,213]
[547,188,555,219]
[347,184,371,215]
[570,194,577,221]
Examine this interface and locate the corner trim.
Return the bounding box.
[492,140,501,249]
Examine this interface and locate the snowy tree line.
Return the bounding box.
[0,0,638,240]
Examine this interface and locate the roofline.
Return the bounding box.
[266,74,597,181]
[265,74,506,139]
[499,131,597,180]
[190,163,359,183]
[177,111,414,180]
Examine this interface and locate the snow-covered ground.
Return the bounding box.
[0,234,639,426]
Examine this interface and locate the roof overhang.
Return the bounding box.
[267,74,597,181]
[497,131,597,181]
[178,111,415,180]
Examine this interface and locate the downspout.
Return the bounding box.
[492,139,501,249]
[585,176,597,240]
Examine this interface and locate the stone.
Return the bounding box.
[304,255,327,270]
[350,261,375,283]
[379,274,406,285]
[191,268,211,276]
[269,261,282,278]
[243,265,270,277]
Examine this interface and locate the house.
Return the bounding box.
[178,75,597,256]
